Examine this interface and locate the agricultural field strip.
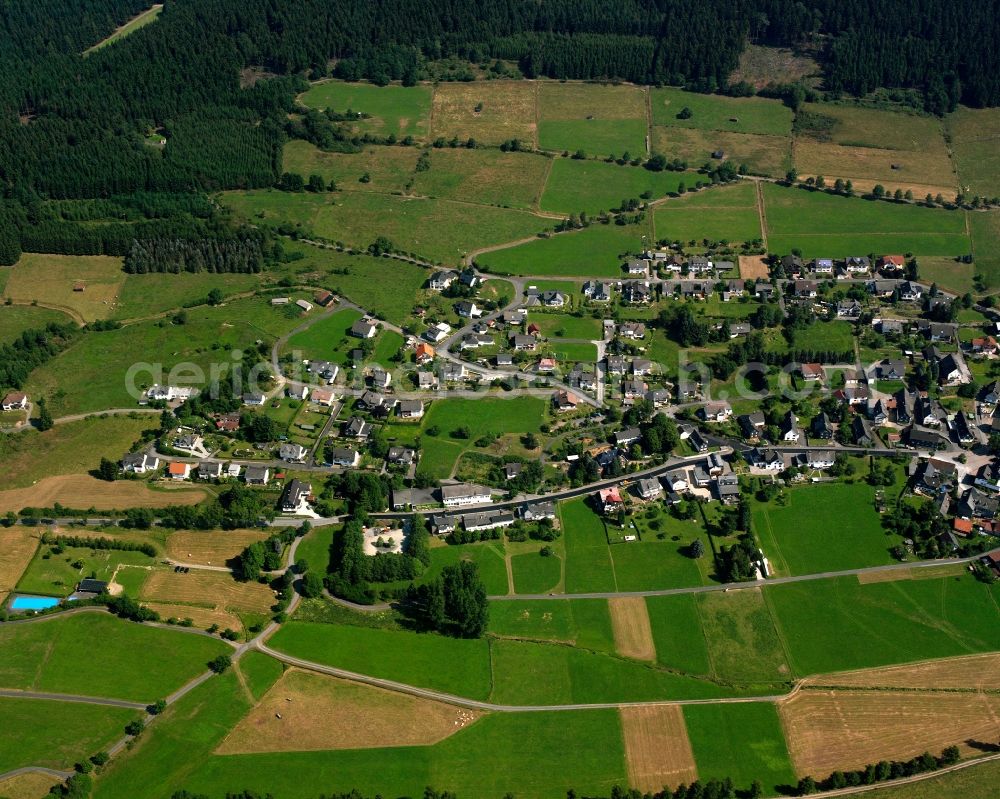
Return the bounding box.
[0,688,146,710]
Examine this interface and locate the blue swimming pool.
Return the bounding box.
[9,594,61,611]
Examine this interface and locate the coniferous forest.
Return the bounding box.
[0,0,997,262]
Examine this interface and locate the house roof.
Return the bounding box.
[167,462,189,475]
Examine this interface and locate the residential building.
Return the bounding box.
[280,479,312,513]
[415,343,436,364]
[462,511,516,533]
[455,300,481,318]
[279,443,307,462]
[440,483,493,507]
[387,446,416,466]
[121,453,159,474]
[614,427,641,446]
[328,448,360,467]
[351,319,378,339]
[636,477,662,500]
[700,401,732,422]
[598,486,624,513]
[198,461,223,480]
[552,389,579,413]
[511,333,537,351]
[244,465,270,485]
[1,391,28,411]
[428,270,458,291]
[344,416,371,439]
[242,392,265,406]
[619,322,646,340]
[397,400,424,419]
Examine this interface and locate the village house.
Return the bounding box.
[552,389,579,413]
[747,447,783,471]
[441,362,466,383]
[370,367,391,389]
[311,388,336,407]
[646,388,670,407]
[951,410,978,446]
[898,281,923,302]
[876,359,906,381]
[813,258,834,275]
[688,255,713,273]
[540,291,565,308]
[614,427,641,447]
[242,392,265,406]
[738,412,766,440]
[917,321,956,343]
[441,483,493,507]
[868,279,897,299]
[415,343,435,364]
[846,256,872,274]
[280,479,312,513]
[879,255,905,273]
[972,336,999,356]
[625,258,649,276]
[504,462,522,481]
[700,401,732,422]
[279,443,307,462]
[636,477,662,500]
[244,465,270,485]
[351,319,378,339]
[521,501,556,522]
[423,322,451,344]
[622,281,652,304]
[793,279,818,298]
[397,399,424,419]
[343,416,371,439]
[837,299,862,318]
[308,360,339,384]
[582,281,612,302]
[314,290,334,307]
[459,268,479,289]
[166,461,191,480]
[387,446,416,467]
[121,452,159,474]
[428,270,458,291]
[417,370,439,390]
[811,412,833,439]
[780,411,801,442]
[1,391,28,411]
[455,300,481,319]
[598,486,624,514]
[780,254,803,274]
[495,353,514,367]
[358,391,389,412]
[606,355,627,375]
[754,282,775,300]
[619,322,646,340]
[537,357,557,373]
[462,511,516,533]
[800,363,824,382]
[622,380,647,400]
[328,447,360,468]
[198,461,223,480]
[715,473,741,504]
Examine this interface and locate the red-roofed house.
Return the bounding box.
[1,391,28,411]
[880,255,905,271]
[598,487,624,513]
[167,462,192,480]
[800,363,824,382]
[972,337,999,355]
[953,518,973,537]
[415,343,436,364]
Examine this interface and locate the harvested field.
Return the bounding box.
[0,527,40,598]
[856,563,966,584]
[164,530,269,567]
[779,689,1000,776]
[738,255,770,279]
[609,597,656,661]
[432,82,537,146]
[620,705,698,792]
[216,669,481,754]
[139,569,275,614]
[652,127,791,177]
[2,253,125,322]
[0,474,207,513]
[803,653,1000,692]
[0,770,61,799]
[142,602,242,632]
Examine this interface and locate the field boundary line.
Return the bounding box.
[535,155,555,213]
[644,86,653,157]
[755,178,769,250]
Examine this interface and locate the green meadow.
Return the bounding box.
[0,304,74,345]
[112,271,263,321]
[488,598,616,652]
[298,80,433,139]
[511,550,563,593]
[652,87,794,136]
[281,141,420,193]
[426,540,510,596]
[0,613,228,702]
[540,158,688,215]
[411,147,551,209]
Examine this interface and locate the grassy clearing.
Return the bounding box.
[540,158,687,215]
[0,697,137,773]
[768,574,1000,676]
[112,271,263,320]
[730,45,821,90]
[223,189,549,266]
[652,127,791,176]
[479,219,652,277]
[947,105,1000,197]
[27,296,304,417]
[411,148,550,209]
[683,703,795,791]
[488,598,616,652]
[804,104,948,152]
[789,319,855,352]
[269,621,493,700]
[432,81,537,145]
[2,253,125,322]
[0,416,155,489]
[653,180,762,244]
[606,521,710,591]
[753,482,902,576]
[83,3,163,54]
[916,256,975,295]
[530,311,603,339]
[762,182,970,258]
[0,304,73,345]
[561,498,617,593]
[295,527,334,576]
[282,141,420,194]
[970,210,1000,289]
[298,81,432,140]
[426,540,510,596]
[284,307,362,362]
[0,612,228,701]
[537,83,647,156]
[184,710,628,799]
[652,88,793,137]
[511,550,562,593]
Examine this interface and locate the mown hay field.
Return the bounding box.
[431,81,537,145]
[0,473,207,513]
[298,81,432,140]
[2,253,125,322]
[140,569,276,615]
[164,530,270,567]
[620,705,698,792]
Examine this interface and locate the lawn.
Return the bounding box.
[479,219,653,277]
[488,598,616,652]
[223,189,550,266]
[651,88,793,136]
[371,329,404,368]
[540,157,688,215]
[789,319,855,353]
[431,81,537,146]
[946,105,1000,198]
[652,127,791,177]
[425,540,510,596]
[26,297,304,417]
[762,182,971,258]
[561,498,617,593]
[608,536,708,591]
[17,542,155,598]
[653,187,761,242]
[182,710,629,799]
[2,253,125,322]
[0,415,155,489]
[683,703,796,792]
[411,148,551,210]
[549,341,598,362]
[530,311,603,340]
[298,81,432,140]
[753,482,902,576]
[511,550,562,593]
[293,527,334,576]
[282,241,430,324]
[113,271,262,320]
[268,621,493,700]
[0,697,138,773]
[281,141,420,193]
[916,256,975,295]
[538,83,648,157]
[0,612,229,701]
[235,651,284,701]
[767,574,1000,677]
[0,304,73,345]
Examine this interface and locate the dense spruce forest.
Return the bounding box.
[0,0,997,263]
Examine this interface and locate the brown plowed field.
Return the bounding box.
[164,530,269,567]
[217,669,482,754]
[139,569,274,614]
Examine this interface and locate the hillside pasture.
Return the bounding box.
[651,87,793,137]
[0,474,206,513]
[0,304,73,345]
[538,83,648,156]
[539,157,687,216]
[780,689,1000,776]
[947,105,1000,198]
[113,271,263,320]
[217,669,481,753]
[431,81,537,146]
[478,219,652,277]
[970,210,1000,289]
[0,697,137,774]
[0,612,228,701]
[411,148,550,209]
[511,550,562,594]
[284,306,362,362]
[2,253,125,322]
[646,594,712,677]
[561,498,617,593]
[298,81,432,140]
[282,141,420,194]
[488,599,615,652]
[762,182,971,258]
[164,530,269,567]
[620,705,698,792]
[916,256,975,295]
[654,187,762,244]
[652,127,791,177]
